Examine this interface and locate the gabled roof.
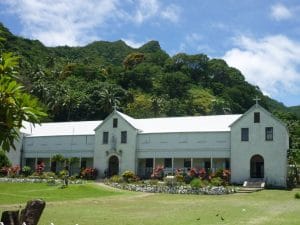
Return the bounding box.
[125,114,242,133]
[22,111,243,137]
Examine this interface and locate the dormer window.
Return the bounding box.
[113,118,118,128]
[254,112,260,123]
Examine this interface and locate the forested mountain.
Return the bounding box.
[289,106,300,120]
[0,23,291,122]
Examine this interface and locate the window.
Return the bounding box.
[113,118,118,128]
[164,158,172,168]
[121,131,127,143]
[81,159,87,169]
[103,132,109,144]
[254,112,260,123]
[204,161,211,170]
[265,127,273,141]
[145,158,153,168]
[241,128,249,141]
[184,158,191,168]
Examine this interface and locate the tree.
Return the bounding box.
[0,150,11,168]
[0,51,47,151]
[99,85,122,114]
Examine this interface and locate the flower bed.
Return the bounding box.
[0,177,85,185]
[105,182,236,195]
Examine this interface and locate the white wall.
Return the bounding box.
[136,132,231,158]
[230,105,288,187]
[23,135,95,159]
[94,111,138,177]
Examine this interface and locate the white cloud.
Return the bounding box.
[2,0,181,46]
[223,35,300,97]
[3,0,119,46]
[161,4,181,23]
[131,0,159,24]
[122,38,145,48]
[270,3,292,21]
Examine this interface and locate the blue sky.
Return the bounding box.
[0,0,300,107]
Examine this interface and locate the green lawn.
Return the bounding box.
[1,183,300,225]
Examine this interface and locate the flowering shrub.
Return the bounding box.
[80,167,98,180]
[0,165,20,177]
[0,167,9,176]
[151,165,164,180]
[122,170,135,182]
[35,161,45,175]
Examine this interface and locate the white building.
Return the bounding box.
[7,103,289,187]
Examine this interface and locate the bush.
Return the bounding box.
[80,168,98,180]
[122,170,135,182]
[210,177,223,186]
[35,161,45,175]
[151,165,164,180]
[22,166,32,177]
[148,179,159,185]
[59,170,69,178]
[295,193,300,199]
[175,169,185,183]
[110,175,123,183]
[190,178,204,189]
[0,150,11,168]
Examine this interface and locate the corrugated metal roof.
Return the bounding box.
[23,112,242,137]
[117,111,241,133]
[125,114,242,133]
[23,121,102,137]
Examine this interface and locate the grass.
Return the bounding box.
[1,183,300,225]
[0,182,123,204]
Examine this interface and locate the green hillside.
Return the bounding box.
[0,23,292,121]
[289,106,300,119]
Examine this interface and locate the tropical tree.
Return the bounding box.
[0,50,47,151]
[99,85,121,114]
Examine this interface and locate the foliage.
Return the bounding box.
[273,111,300,165]
[59,169,69,178]
[109,175,123,183]
[21,165,32,177]
[210,177,223,186]
[121,170,135,182]
[0,43,47,151]
[190,178,204,188]
[0,165,20,177]
[51,154,64,162]
[35,161,45,175]
[0,150,11,168]
[295,193,300,199]
[151,165,164,180]
[80,167,98,180]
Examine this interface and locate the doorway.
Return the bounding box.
[108,155,119,177]
[250,155,264,178]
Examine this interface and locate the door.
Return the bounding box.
[250,155,264,178]
[108,155,119,177]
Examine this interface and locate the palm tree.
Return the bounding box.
[99,86,121,114]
